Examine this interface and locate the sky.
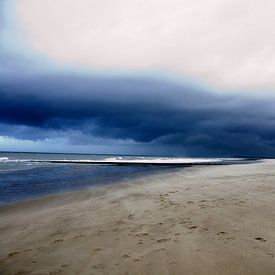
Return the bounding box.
[1,0,275,156]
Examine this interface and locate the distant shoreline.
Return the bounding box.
[0,157,261,206]
[29,157,260,166]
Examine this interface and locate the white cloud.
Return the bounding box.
[14,0,275,91]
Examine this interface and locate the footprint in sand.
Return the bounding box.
[73,234,86,239]
[156,238,171,243]
[136,233,149,240]
[255,237,267,242]
[115,219,126,225]
[8,251,20,257]
[170,261,177,264]
[199,205,209,209]
[155,247,166,252]
[217,231,235,241]
[189,226,197,229]
[179,217,191,225]
[92,263,105,269]
[53,239,64,244]
[97,230,104,236]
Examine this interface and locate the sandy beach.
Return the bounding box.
[1,160,275,274]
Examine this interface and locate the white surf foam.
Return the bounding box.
[101,157,223,164]
[0,156,245,165]
[0,157,9,162]
[32,157,243,165]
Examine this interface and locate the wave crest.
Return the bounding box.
[0,157,9,162]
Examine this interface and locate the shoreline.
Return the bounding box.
[0,160,260,207]
[0,164,182,207]
[1,161,275,274]
[4,157,260,166]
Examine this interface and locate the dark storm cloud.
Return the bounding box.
[1,74,275,156]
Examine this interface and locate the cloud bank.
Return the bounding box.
[1,74,275,156]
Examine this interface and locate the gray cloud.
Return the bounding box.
[1,74,275,156]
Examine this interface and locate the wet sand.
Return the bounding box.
[1,160,275,274]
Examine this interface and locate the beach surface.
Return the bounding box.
[1,160,275,274]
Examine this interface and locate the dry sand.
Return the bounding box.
[1,160,275,274]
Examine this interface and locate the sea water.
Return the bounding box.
[0,152,244,204]
[0,152,178,204]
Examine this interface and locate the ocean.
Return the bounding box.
[0,152,244,204]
